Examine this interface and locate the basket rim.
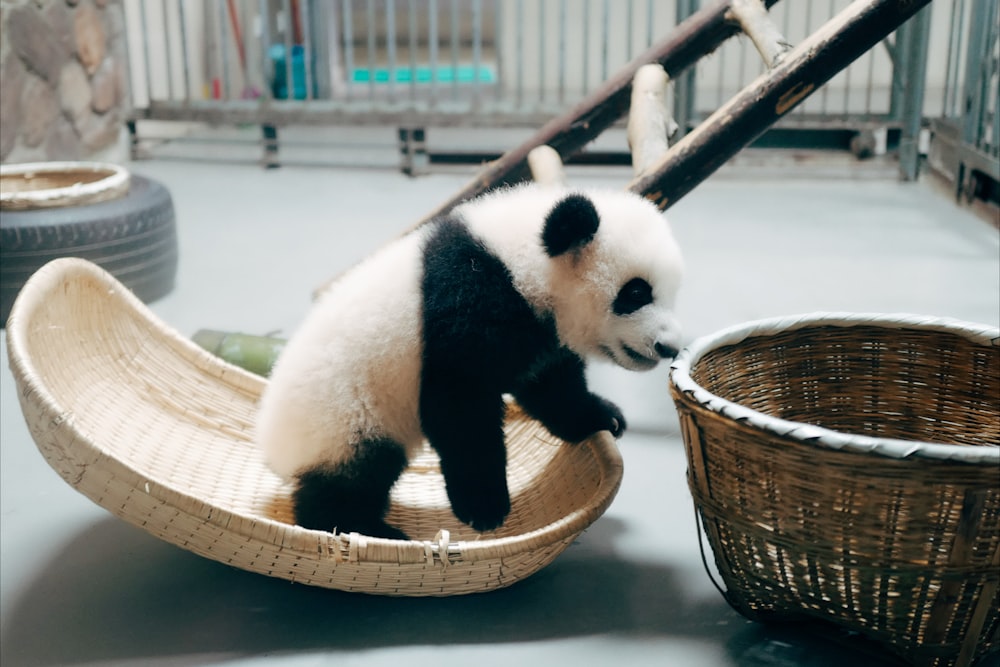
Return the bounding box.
[0,161,130,210]
[5,257,625,572]
[669,312,1000,463]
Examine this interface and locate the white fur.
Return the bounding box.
[258,226,431,478]
[256,183,684,479]
[458,184,684,371]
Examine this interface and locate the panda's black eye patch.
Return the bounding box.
[613,278,653,315]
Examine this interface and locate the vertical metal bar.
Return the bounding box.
[737,18,748,91]
[645,0,653,49]
[715,8,725,109]
[841,5,853,114]
[120,3,137,116]
[472,0,482,103]
[281,0,293,99]
[429,0,439,105]
[408,0,417,102]
[515,0,524,108]
[538,0,546,104]
[963,0,995,148]
[558,0,566,104]
[178,0,192,100]
[162,0,175,99]
[601,0,609,84]
[581,0,589,96]
[342,0,354,98]
[138,0,153,102]
[674,0,697,138]
[450,0,459,102]
[899,5,932,181]
[942,0,965,118]
[218,0,231,100]
[779,1,792,114]
[366,0,376,101]
[301,0,314,100]
[387,0,397,102]
[820,0,834,112]
[800,0,814,116]
[626,0,634,61]
[494,0,504,102]
[991,14,1000,157]
[259,0,272,99]
[864,33,876,113]
[889,24,909,122]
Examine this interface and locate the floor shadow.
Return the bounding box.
[1,515,736,667]
[6,515,980,667]
[727,620,1000,667]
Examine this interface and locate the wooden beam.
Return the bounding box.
[413,0,781,228]
[629,0,934,212]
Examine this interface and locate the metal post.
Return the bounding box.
[262,124,280,169]
[399,127,428,176]
[178,0,191,101]
[898,5,932,182]
[673,0,698,139]
[961,0,995,148]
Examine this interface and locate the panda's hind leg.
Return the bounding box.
[292,438,411,541]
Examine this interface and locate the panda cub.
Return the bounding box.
[256,184,684,540]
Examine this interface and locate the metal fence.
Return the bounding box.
[126,1,907,122]
[927,0,999,201]
[123,0,999,191]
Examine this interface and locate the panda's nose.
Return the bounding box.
[654,342,679,359]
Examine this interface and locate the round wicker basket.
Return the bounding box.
[0,162,130,210]
[670,313,999,667]
[5,258,624,596]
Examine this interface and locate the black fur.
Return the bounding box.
[293,438,410,540]
[420,216,624,534]
[291,213,626,541]
[541,194,601,257]
[613,277,653,316]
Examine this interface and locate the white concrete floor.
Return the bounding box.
[2,149,998,667]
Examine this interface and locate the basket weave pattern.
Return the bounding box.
[6,258,624,596]
[670,315,999,667]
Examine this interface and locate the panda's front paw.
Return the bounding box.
[446,475,511,532]
[593,395,627,438]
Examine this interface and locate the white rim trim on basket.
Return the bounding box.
[670,312,1000,463]
[0,161,130,210]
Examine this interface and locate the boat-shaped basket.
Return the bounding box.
[6,258,623,596]
[669,313,999,667]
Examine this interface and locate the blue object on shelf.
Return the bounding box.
[351,65,496,85]
[269,44,313,100]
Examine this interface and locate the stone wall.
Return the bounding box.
[1,0,129,165]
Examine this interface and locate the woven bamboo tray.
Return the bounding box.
[669,313,1000,667]
[5,258,624,596]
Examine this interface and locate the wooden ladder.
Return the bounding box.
[416,0,934,224]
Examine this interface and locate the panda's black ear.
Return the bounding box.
[542,194,600,257]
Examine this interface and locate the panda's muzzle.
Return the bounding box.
[622,344,660,369]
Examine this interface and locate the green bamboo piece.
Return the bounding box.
[192,329,286,377]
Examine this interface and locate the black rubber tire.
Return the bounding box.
[1,173,179,326]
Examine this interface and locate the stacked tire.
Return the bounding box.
[1,163,178,326]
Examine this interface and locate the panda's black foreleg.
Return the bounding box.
[292,438,411,541]
[421,387,511,532]
[512,351,626,442]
